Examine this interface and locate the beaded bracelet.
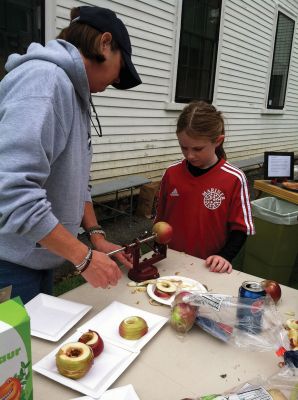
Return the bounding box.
[74,247,93,274]
[85,225,106,239]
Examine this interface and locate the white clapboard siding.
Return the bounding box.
[215,0,298,166]
[55,0,298,185]
[56,0,177,184]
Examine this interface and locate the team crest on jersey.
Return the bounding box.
[203,188,225,210]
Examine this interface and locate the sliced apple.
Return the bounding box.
[56,342,94,379]
[156,280,177,294]
[154,287,172,299]
[78,330,104,357]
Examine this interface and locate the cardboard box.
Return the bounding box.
[136,181,160,218]
[0,297,33,400]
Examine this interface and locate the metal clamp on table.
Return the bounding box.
[91,175,151,225]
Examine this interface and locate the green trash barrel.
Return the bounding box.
[243,197,298,285]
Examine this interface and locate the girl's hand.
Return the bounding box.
[206,255,233,274]
[91,236,133,269]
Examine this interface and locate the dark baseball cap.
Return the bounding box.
[73,6,142,90]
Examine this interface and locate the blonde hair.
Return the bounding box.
[177,101,226,160]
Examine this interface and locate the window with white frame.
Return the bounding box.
[267,11,295,110]
[175,0,222,104]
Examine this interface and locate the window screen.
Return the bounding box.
[267,12,294,109]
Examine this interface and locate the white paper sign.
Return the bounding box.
[268,155,291,177]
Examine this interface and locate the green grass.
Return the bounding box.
[53,274,85,297]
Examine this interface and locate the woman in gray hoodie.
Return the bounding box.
[0,6,141,303]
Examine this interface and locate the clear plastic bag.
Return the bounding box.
[170,291,288,352]
[181,366,298,399]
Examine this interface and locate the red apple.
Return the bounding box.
[261,279,282,304]
[170,302,198,334]
[152,221,173,244]
[154,287,172,299]
[78,330,104,357]
[170,291,198,333]
[173,291,192,305]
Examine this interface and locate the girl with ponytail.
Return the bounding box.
[155,101,255,274]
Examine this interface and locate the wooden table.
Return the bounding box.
[31,250,298,400]
[254,180,298,205]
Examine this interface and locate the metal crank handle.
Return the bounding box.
[107,246,127,257]
[106,233,157,257]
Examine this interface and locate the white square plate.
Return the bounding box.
[33,332,139,398]
[71,384,140,399]
[25,293,92,341]
[77,301,168,353]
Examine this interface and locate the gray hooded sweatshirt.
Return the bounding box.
[0,39,93,269]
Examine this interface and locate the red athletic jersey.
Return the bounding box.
[155,158,255,259]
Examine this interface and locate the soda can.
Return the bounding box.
[237,281,266,334]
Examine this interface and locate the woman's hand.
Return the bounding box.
[205,255,233,274]
[81,250,122,288]
[91,235,133,269]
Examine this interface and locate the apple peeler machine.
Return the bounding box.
[107,231,168,282]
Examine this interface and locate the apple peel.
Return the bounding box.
[127,279,157,287]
